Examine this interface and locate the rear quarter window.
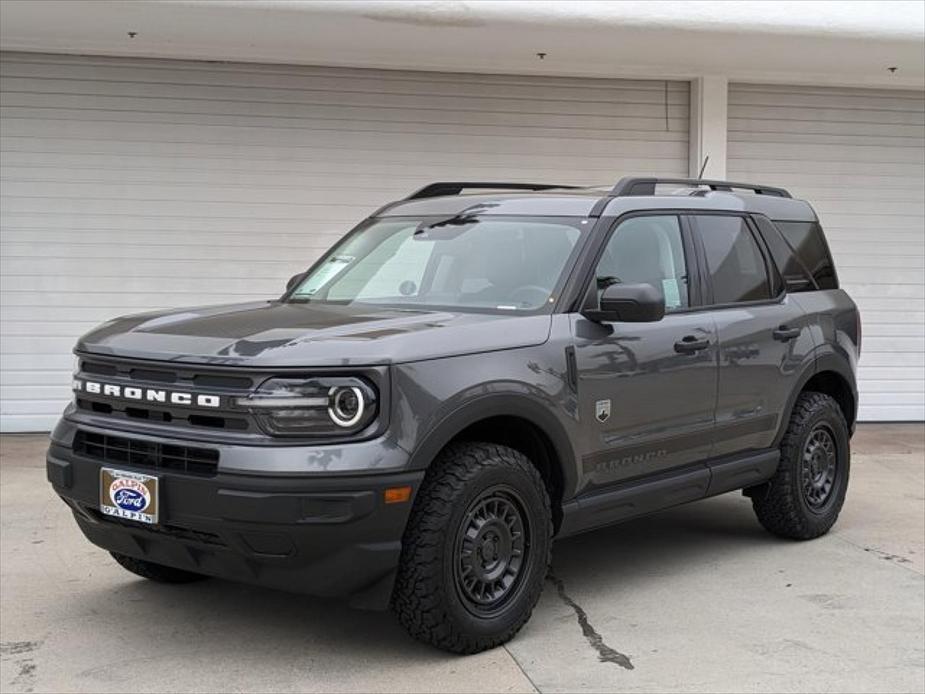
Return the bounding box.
[771,220,838,291]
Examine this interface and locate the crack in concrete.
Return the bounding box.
[864,547,912,564]
[0,641,41,657]
[1,641,42,694]
[547,574,634,670]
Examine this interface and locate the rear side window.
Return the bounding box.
[773,221,838,290]
[696,216,772,304]
[753,216,815,292]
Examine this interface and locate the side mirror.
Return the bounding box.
[583,283,665,323]
[286,272,307,292]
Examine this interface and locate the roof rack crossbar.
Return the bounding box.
[610,177,791,198]
[406,181,580,200]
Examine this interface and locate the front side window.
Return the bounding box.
[697,216,772,304]
[594,215,689,311]
[290,216,584,312]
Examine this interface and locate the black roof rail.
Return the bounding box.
[406,181,580,200]
[611,177,791,198]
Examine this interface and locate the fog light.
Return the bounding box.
[328,386,365,428]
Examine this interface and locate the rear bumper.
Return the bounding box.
[47,440,422,609]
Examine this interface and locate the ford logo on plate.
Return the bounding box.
[109,478,151,513]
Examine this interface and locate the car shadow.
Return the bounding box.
[551,492,777,585]
[70,493,778,663]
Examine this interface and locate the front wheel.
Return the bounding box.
[392,442,552,654]
[751,392,850,540]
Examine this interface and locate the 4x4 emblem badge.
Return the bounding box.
[595,399,611,423]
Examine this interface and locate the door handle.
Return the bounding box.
[674,335,710,354]
[773,325,801,342]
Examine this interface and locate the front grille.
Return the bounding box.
[74,430,219,477]
[74,356,259,436]
[75,398,250,431]
[80,358,257,391]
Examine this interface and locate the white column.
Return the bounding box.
[689,76,728,179]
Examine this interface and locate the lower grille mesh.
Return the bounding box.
[74,430,219,477]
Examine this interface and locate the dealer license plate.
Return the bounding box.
[100,468,159,525]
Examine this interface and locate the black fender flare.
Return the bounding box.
[406,392,579,501]
[772,351,857,447]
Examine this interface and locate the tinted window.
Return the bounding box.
[697,216,772,304]
[753,216,815,292]
[595,216,689,311]
[774,221,838,290]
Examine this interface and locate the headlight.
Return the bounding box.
[237,376,378,436]
[72,353,81,398]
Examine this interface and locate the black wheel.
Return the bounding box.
[751,392,850,540]
[392,442,552,654]
[110,552,209,584]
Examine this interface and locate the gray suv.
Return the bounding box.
[47,177,860,653]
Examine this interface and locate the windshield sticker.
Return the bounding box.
[294,256,354,295]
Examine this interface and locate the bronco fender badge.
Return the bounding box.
[595,399,611,423]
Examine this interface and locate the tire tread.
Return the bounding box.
[752,391,849,540]
[392,442,551,654]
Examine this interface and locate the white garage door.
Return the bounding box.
[0,52,690,432]
[728,83,925,422]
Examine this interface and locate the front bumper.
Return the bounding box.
[47,437,423,610]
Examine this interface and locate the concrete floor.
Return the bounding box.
[1,425,923,694]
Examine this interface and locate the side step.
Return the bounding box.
[558,449,779,537]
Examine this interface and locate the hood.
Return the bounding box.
[76,300,553,366]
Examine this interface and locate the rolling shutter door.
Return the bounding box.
[728,83,925,421]
[0,52,690,431]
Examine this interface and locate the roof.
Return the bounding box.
[377,179,818,222]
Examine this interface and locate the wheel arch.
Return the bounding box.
[406,394,577,533]
[774,353,857,447]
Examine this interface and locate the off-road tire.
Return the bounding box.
[392,442,552,654]
[110,552,209,583]
[752,391,850,540]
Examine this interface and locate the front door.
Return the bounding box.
[571,214,718,492]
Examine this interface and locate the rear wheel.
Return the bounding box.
[751,392,850,540]
[392,442,552,654]
[110,552,209,583]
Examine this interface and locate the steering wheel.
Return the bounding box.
[508,284,551,308]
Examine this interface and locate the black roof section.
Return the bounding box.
[609,177,791,198]
[407,182,582,199]
[376,177,815,221]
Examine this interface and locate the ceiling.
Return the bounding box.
[1,0,923,87]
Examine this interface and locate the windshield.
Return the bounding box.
[289,216,585,312]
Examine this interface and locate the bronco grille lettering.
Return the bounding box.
[73,379,222,408]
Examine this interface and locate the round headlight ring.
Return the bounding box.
[327,385,365,428]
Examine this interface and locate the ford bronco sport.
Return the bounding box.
[48,177,859,654]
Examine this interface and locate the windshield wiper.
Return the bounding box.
[415,214,479,236]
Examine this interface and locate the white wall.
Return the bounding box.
[1,1,923,88]
[0,52,690,432]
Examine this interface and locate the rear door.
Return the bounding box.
[690,213,815,457]
[571,214,718,490]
